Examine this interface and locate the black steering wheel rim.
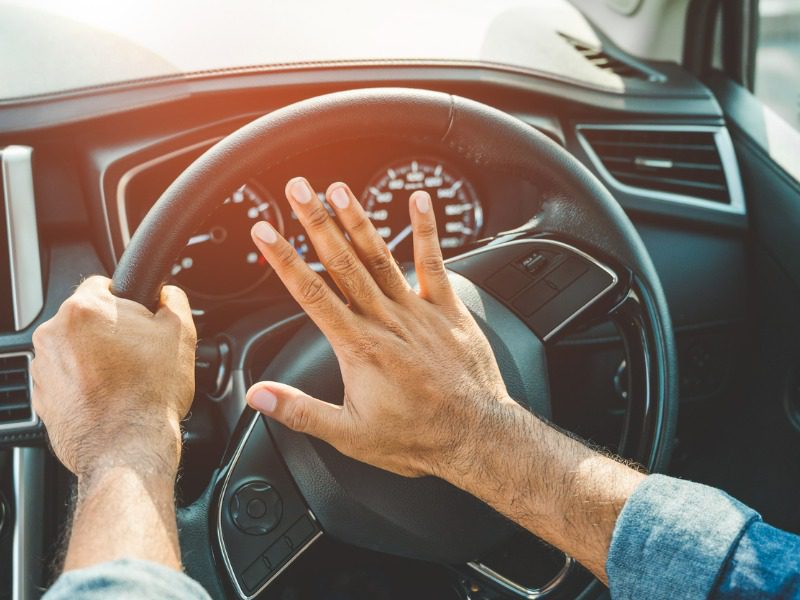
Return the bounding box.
[111,88,678,599]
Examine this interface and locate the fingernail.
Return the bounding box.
[250,388,277,413]
[330,186,350,209]
[414,191,431,214]
[290,179,313,204]
[253,221,277,244]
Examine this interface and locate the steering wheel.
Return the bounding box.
[111,88,678,600]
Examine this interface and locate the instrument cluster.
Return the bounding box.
[168,157,485,300]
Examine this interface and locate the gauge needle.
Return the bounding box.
[386,224,413,252]
[187,233,211,246]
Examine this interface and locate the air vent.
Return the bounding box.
[559,33,652,80]
[578,127,731,204]
[0,353,34,426]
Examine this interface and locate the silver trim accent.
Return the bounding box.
[634,157,672,169]
[216,411,322,600]
[12,447,45,600]
[575,124,747,215]
[116,138,222,248]
[467,555,574,599]
[0,351,37,431]
[1,146,44,330]
[0,489,6,537]
[446,238,619,342]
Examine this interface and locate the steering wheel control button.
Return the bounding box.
[485,265,529,299]
[545,258,588,290]
[527,267,615,335]
[519,251,547,274]
[264,536,293,570]
[247,498,267,519]
[230,482,283,535]
[448,240,619,341]
[286,515,316,548]
[242,557,270,592]
[512,280,559,316]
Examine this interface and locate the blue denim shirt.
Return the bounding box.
[43,559,210,599]
[44,475,800,599]
[607,474,800,599]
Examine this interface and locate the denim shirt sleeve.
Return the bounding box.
[607,474,800,600]
[43,558,211,600]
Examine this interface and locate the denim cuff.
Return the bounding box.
[607,474,760,600]
[44,558,211,600]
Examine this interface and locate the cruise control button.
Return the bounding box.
[485,265,530,300]
[264,536,292,570]
[545,258,587,290]
[242,557,270,592]
[512,280,558,316]
[286,516,316,548]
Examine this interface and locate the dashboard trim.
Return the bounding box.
[1,146,43,331]
[1,62,720,136]
[12,447,45,600]
[575,123,747,216]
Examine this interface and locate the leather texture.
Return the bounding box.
[111,87,678,572]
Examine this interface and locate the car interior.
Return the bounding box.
[0,1,799,599]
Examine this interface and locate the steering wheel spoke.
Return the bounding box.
[214,411,323,599]
[447,234,627,345]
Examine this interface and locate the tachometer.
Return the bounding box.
[361,159,483,257]
[172,183,283,298]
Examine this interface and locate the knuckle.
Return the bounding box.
[349,334,381,360]
[163,284,188,302]
[349,215,372,234]
[298,276,328,306]
[61,296,94,319]
[275,242,299,269]
[380,318,412,343]
[417,221,438,238]
[31,324,46,349]
[305,205,330,230]
[420,255,447,277]
[84,275,109,286]
[365,251,395,277]
[327,249,360,275]
[285,401,312,432]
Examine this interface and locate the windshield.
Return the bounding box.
[0,0,606,101]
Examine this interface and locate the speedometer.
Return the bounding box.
[361,159,483,256]
[171,182,283,298]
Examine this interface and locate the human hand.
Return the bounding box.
[246,178,515,478]
[31,276,197,481]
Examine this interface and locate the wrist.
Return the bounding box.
[431,391,526,487]
[74,420,182,490]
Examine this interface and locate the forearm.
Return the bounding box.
[62,430,183,572]
[440,399,644,583]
